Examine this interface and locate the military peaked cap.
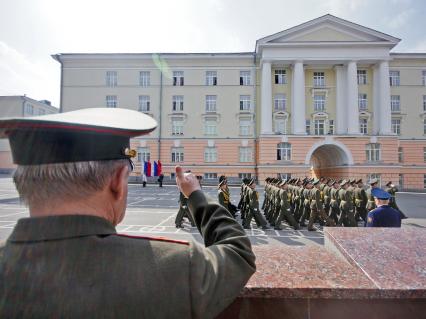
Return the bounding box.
[371,188,391,200]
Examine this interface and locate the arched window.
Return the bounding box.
[277,142,291,161]
[366,143,381,162]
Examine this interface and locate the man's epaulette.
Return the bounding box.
[116,234,190,245]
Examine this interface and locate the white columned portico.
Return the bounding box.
[335,65,346,134]
[346,61,359,134]
[260,61,273,134]
[378,60,392,135]
[291,61,306,134]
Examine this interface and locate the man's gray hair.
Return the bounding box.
[13,159,129,207]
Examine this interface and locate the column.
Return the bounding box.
[335,65,346,134]
[372,65,380,135]
[346,61,359,134]
[291,61,306,134]
[260,61,272,134]
[378,60,392,135]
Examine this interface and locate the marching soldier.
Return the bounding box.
[354,179,368,223]
[243,178,269,230]
[322,179,333,217]
[329,180,340,224]
[366,178,379,213]
[176,190,196,228]
[338,180,356,227]
[300,179,313,227]
[309,179,335,231]
[385,181,407,219]
[218,180,234,217]
[274,180,300,230]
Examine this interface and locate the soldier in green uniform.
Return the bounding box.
[366,178,379,213]
[385,181,407,219]
[176,190,196,228]
[243,178,269,230]
[300,179,313,227]
[338,180,356,226]
[309,179,336,231]
[322,179,333,217]
[0,108,256,318]
[218,180,234,217]
[329,180,341,224]
[354,179,368,223]
[294,178,304,223]
[274,180,300,230]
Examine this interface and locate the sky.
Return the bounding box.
[0,0,425,108]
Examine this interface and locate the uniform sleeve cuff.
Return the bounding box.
[187,190,209,216]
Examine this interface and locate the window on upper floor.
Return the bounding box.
[137,147,151,163]
[25,103,34,115]
[398,147,403,163]
[138,95,150,112]
[424,147,426,162]
[389,71,400,86]
[423,95,426,112]
[274,70,287,84]
[306,120,311,135]
[106,71,117,87]
[314,119,325,135]
[239,147,253,162]
[205,95,217,112]
[313,72,325,87]
[173,71,184,86]
[206,71,217,86]
[139,71,150,87]
[172,95,184,111]
[239,71,251,85]
[171,147,184,163]
[391,119,401,135]
[358,93,368,111]
[313,95,326,111]
[204,147,217,162]
[239,95,251,111]
[274,94,286,111]
[106,95,117,108]
[366,143,381,162]
[360,118,368,135]
[277,142,291,161]
[171,120,184,135]
[204,120,217,136]
[239,119,251,136]
[424,119,426,135]
[391,95,400,113]
[422,71,426,86]
[274,119,286,134]
[357,70,367,85]
[328,120,334,135]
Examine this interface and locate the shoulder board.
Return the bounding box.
[116,233,190,245]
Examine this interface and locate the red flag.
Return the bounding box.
[157,160,162,175]
[147,161,152,177]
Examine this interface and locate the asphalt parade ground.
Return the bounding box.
[0,178,425,246]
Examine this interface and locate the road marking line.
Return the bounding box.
[0,211,27,218]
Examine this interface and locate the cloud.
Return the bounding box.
[0,41,58,106]
[385,8,415,29]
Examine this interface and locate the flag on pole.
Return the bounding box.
[143,161,148,175]
[146,161,152,177]
[157,160,162,175]
[153,161,158,176]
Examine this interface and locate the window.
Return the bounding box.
[391,95,400,112]
[277,142,291,161]
[366,143,381,162]
[239,120,251,136]
[38,109,45,115]
[422,71,426,86]
[424,147,426,162]
[139,71,150,87]
[274,94,286,111]
[314,119,325,135]
[106,95,117,108]
[172,95,184,111]
[138,95,150,112]
[172,120,184,135]
[306,120,311,135]
[367,173,381,187]
[424,119,426,135]
[204,147,217,162]
[240,71,251,85]
[173,71,184,86]
[360,118,368,134]
[392,119,401,135]
[399,174,404,189]
[204,120,217,136]
[313,72,325,87]
[313,95,325,111]
[106,71,117,87]
[357,70,367,85]
[424,174,426,189]
[398,147,403,163]
[277,173,291,180]
[206,71,217,86]
[239,147,253,162]
[238,173,252,179]
[171,147,184,162]
[423,95,426,111]
[205,95,217,112]
[204,173,217,180]
[274,119,286,134]
[358,93,368,111]
[137,147,151,163]
[25,104,34,115]
[389,71,400,86]
[274,70,287,84]
[239,95,251,111]
[328,120,334,135]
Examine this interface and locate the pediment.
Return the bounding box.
[257,14,400,47]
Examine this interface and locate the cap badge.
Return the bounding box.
[123,148,137,158]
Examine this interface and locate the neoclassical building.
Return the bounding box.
[52,15,426,189]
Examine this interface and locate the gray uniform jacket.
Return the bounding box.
[0,190,256,319]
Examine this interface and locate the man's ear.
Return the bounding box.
[110,165,129,201]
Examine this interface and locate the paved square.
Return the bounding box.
[1,178,425,246]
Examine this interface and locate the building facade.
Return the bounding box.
[53,15,426,189]
[0,96,58,172]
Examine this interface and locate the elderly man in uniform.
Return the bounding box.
[367,188,402,227]
[366,178,379,213]
[0,108,256,319]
